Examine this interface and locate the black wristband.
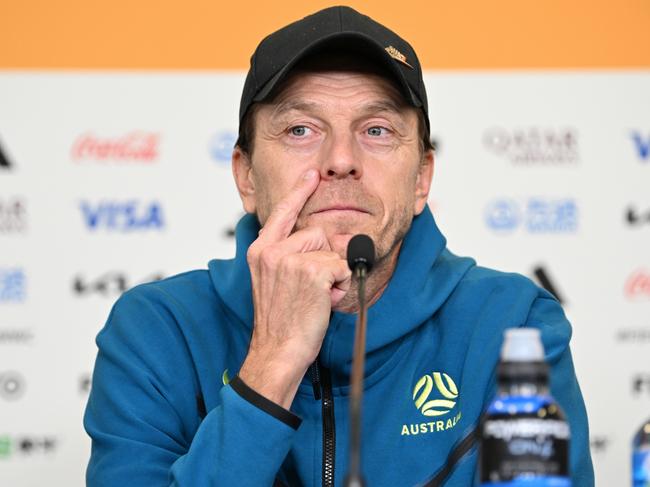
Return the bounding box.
[229,375,302,430]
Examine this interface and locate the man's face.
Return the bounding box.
[233,68,433,262]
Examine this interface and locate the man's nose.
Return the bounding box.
[319,132,363,180]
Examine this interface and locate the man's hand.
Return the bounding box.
[238,169,352,409]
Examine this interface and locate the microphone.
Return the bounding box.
[347,234,375,275]
[344,235,375,487]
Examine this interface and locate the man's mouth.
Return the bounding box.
[311,205,370,215]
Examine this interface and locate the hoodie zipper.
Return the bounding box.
[309,361,336,487]
[422,425,479,486]
[308,363,477,487]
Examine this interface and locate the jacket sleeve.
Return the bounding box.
[83,286,301,486]
[525,294,595,486]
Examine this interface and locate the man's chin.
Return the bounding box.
[328,233,355,259]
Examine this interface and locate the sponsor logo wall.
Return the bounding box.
[484,198,578,234]
[531,265,565,304]
[209,131,238,164]
[0,71,648,486]
[0,140,12,169]
[71,131,160,163]
[72,271,165,296]
[0,371,25,401]
[626,205,650,226]
[482,126,579,165]
[0,268,26,302]
[79,200,165,232]
[0,436,58,459]
[0,198,26,233]
[625,269,650,300]
[631,131,650,162]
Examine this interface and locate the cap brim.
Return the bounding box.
[252,32,423,110]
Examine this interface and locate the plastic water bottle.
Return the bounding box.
[633,418,650,486]
[479,328,571,486]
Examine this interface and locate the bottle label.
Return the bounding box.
[633,450,650,486]
[480,416,570,485]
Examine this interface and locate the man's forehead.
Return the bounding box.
[268,98,411,123]
[264,67,412,115]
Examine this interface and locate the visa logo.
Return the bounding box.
[631,131,650,161]
[80,201,164,231]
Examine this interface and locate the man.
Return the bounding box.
[84,6,594,486]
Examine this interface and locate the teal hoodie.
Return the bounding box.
[84,206,594,486]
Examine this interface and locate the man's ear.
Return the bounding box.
[232,146,257,214]
[413,149,434,216]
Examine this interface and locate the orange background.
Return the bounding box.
[2,0,650,69]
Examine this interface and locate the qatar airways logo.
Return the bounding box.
[625,269,650,300]
[483,127,579,164]
[71,131,159,162]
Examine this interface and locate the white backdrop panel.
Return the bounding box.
[0,71,648,486]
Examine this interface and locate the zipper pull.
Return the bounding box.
[309,361,321,400]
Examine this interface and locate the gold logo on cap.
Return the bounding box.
[385,45,413,69]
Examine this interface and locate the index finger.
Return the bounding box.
[258,168,319,242]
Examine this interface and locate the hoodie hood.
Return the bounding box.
[209,205,475,391]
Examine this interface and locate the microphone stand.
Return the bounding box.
[345,264,368,487]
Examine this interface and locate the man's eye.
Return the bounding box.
[367,126,387,137]
[290,126,310,137]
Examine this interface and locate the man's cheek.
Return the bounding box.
[255,192,274,226]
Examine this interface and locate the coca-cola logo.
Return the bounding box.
[625,269,650,300]
[71,131,159,162]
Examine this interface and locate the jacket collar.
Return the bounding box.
[209,205,475,389]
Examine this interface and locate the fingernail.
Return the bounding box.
[303,169,317,180]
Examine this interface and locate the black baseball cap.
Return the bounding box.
[238,6,429,132]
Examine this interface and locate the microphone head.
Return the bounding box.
[347,234,375,273]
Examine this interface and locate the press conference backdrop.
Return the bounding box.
[1,1,649,485]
